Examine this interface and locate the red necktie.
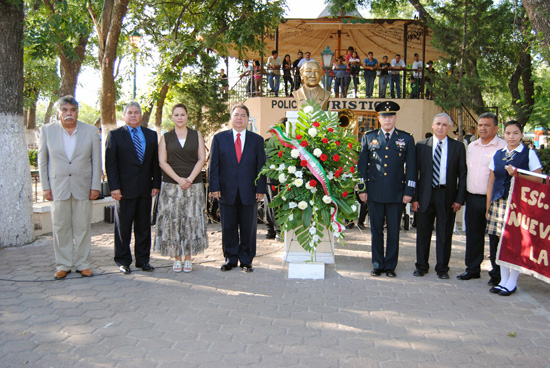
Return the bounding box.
[235,133,242,163]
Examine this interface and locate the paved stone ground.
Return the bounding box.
[2,221,550,368]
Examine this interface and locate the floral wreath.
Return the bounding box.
[259,102,360,258]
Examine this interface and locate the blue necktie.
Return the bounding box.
[132,127,144,163]
[432,140,442,187]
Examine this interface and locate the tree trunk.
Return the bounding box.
[58,34,89,97]
[44,98,54,125]
[27,99,37,129]
[0,0,35,246]
[154,84,170,129]
[89,0,130,153]
[522,0,550,62]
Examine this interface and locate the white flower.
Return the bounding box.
[310,187,317,194]
[322,195,332,204]
[294,170,303,178]
[305,182,312,189]
[313,148,322,157]
[312,234,320,242]
[294,179,303,187]
[309,227,317,235]
[278,163,286,171]
[287,165,296,174]
[308,127,318,137]
[351,205,357,212]
[327,171,334,180]
[298,201,308,210]
[291,149,300,158]
[269,164,276,169]
[309,200,314,205]
[304,106,314,114]
[289,213,293,221]
[281,196,287,201]
[342,173,352,179]
[278,173,287,183]
[289,202,298,209]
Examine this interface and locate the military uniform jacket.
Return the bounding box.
[357,128,416,203]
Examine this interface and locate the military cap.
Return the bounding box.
[375,101,400,116]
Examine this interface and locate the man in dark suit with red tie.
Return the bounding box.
[412,113,467,279]
[105,102,161,274]
[209,104,266,272]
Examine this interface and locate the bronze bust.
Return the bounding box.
[292,61,331,110]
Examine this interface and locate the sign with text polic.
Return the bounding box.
[498,174,550,283]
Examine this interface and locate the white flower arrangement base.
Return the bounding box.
[284,228,335,280]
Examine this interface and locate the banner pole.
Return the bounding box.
[516,168,549,180]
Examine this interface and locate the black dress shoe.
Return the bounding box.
[240,264,254,273]
[138,264,155,272]
[456,271,480,280]
[386,270,397,278]
[357,223,366,230]
[498,286,517,296]
[489,285,503,294]
[438,272,450,279]
[371,269,383,277]
[265,232,276,239]
[119,265,131,274]
[413,269,426,277]
[221,262,237,271]
[488,277,501,286]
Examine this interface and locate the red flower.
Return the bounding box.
[296,135,302,139]
[350,167,355,173]
[342,191,348,198]
[320,154,327,161]
[322,138,329,144]
[333,154,340,162]
[301,140,308,147]
[271,185,276,191]
[309,180,317,187]
[313,122,320,127]
[300,160,308,167]
[338,166,343,172]
[335,141,341,146]
[287,187,291,191]
[328,128,334,132]
[348,143,353,149]
[278,151,283,158]
[334,172,341,178]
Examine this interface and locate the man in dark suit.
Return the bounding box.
[358,101,416,278]
[105,102,161,274]
[209,104,266,272]
[412,113,467,279]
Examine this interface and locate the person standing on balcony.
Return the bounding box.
[390,54,406,98]
[266,50,282,97]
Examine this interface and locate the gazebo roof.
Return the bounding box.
[223,17,443,63]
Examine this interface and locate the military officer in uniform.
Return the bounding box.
[358,101,416,277]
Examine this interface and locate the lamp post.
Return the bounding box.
[130,31,141,100]
[320,46,334,93]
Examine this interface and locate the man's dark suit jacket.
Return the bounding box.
[209,129,266,205]
[105,125,161,198]
[413,137,466,212]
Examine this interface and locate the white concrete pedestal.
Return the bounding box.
[284,229,335,279]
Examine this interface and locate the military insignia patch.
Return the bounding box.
[395,139,406,148]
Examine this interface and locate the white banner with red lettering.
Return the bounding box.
[498,173,550,283]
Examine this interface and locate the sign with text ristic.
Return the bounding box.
[498,175,550,284]
[271,99,384,111]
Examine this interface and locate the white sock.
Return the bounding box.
[504,269,519,291]
[499,266,510,287]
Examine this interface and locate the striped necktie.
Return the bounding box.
[432,140,442,187]
[132,127,144,163]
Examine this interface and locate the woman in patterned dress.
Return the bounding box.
[485,121,542,295]
[156,104,208,272]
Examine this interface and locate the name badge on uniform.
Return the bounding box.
[369,139,380,150]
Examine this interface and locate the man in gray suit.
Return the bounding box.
[38,96,102,280]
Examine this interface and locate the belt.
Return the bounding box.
[467,192,486,197]
[432,185,446,189]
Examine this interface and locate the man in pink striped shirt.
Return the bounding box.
[457,113,506,285]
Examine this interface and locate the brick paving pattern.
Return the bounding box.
[1,222,550,367]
